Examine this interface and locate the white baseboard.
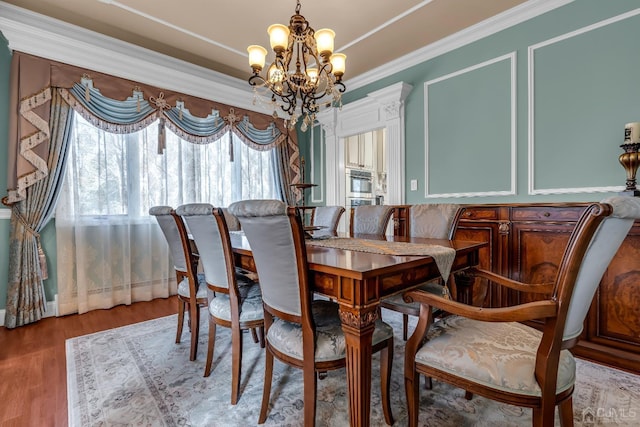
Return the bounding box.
[0,296,58,327]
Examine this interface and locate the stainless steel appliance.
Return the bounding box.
[347,169,373,198]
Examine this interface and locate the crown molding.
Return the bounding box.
[347,0,574,91]
[0,0,574,111]
[0,1,269,114]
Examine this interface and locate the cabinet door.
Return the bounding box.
[360,132,375,170]
[510,221,573,307]
[509,206,583,308]
[455,207,506,308]
[345,135,360,169]
[578,222,640,371]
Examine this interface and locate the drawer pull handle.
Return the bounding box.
[543,212,551,217]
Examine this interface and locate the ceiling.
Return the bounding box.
[2,0,530,84]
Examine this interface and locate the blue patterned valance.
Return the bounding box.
[61,79,287,155]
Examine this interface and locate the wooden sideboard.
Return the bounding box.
[392,202,640,374]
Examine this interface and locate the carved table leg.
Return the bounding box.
[339,306,378,427]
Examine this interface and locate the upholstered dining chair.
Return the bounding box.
[403,196,640,427]
[149,205,208,361]
[311,205,345,237]
[229,200,395,426]
[380,203,462,340]
[349,204,394,236]
[176,203,265,405]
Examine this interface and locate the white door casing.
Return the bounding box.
[316,82,412,231]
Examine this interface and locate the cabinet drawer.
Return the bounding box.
[459,207,499,220]
[511,207,585,222]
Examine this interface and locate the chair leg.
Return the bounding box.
[258,349,274,424]
[250,328,259,343]
[405,370,420,427]
[203,318,217,377]
[303,363,317,427]
[424,376,432,390]
[230,326,244,405]
[532,400,557,427]
[559,397,574,427]
[464,391,473,400]
[403,314,409,341]
[189,302,200,361]
[185,302,191,331]
[258,326,265,348]
[380,341,394,426]
[176,299,185,344]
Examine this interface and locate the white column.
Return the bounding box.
[367,82,413,205]
[317,109,341,206]
[317,82,412,231]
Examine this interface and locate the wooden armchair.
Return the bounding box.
[403,196,640,426]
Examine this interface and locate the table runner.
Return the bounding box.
[306,237,456,282]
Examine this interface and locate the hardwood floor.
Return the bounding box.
[0,297,178,427]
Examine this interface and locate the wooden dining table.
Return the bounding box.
[229,231,486,427]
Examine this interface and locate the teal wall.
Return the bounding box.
[333,0,640,204]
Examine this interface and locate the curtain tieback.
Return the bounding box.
[11,206,49,280]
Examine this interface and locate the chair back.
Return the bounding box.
[176,203,233,292]
[312,205,345,236]
[409,203,462,239]
[350,205,394,236]
[230,200,309,318]
[149,205,190,273]
[559,196,640,342]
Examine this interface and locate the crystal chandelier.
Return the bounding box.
[247,0,346,131]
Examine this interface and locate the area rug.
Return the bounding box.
[66,309,640,426]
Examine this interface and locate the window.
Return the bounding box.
[55,112,279,316]
[60,113,278,222]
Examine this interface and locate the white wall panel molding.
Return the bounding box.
[0,208,10,220]
[527,8,640,195]
[424,52,517,199]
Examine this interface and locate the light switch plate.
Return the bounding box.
[410,179,418,191]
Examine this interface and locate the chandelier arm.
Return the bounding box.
[278,83,298,115]
[248,74,267,87]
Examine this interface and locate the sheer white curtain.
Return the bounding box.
[56,113,277,315]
